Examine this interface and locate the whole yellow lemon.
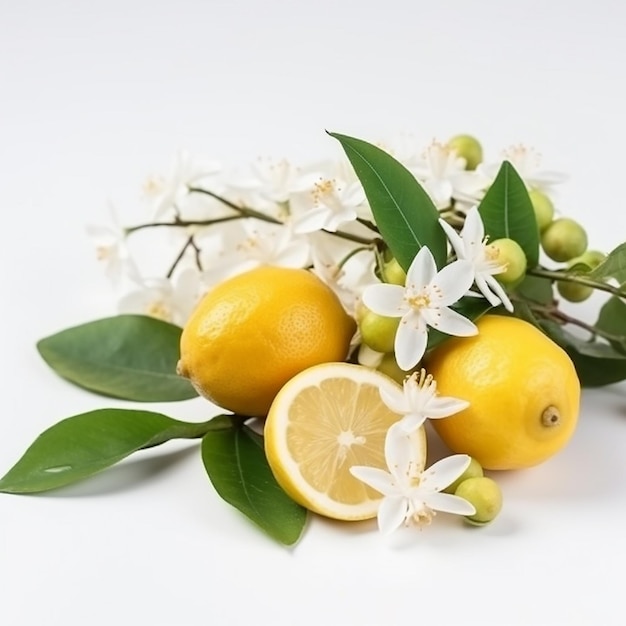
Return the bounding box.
[177,266,356,417]
[425,315,580,470]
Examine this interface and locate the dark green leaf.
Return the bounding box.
[329,131,447,270]
[595,296,626,354]
[590,242,626,283]
[37,315,197,402]
[539,321,626,386]
[478,161,540,268]
[0,409,217,493]
[513,274,554,305]
[201,423,307,546]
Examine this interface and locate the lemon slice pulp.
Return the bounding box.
[264,362,427,521]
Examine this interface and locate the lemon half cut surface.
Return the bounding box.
[264,362,427,521]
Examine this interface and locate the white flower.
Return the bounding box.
[380,368,469,432]
[350,425,476,534]
[479,144,567,191]
[362,246,477,370]
[144,150,221,219]
[410,140,488,210]
[201,219,310,287]
[438,206,514,312]
[292,176,365,234]
[118,267,202,326]
[310,233,377,316]
[85,202,139,287]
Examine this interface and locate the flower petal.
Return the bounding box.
[349,466,396,495]
[432,259,475,306]
[379,385,409,415]
[483,274,514,313]
[406,246,437,289]
[460,205,485,247]
[394,314,428,370]
[438,218,466,260]
[420,454,471,492]
[425,396,470,419]
[362,283,406,317]
[422,491,476,516]
[378,495,410,535]
[384,423,417,483]
[426,305,478,337]
[474,273,504,308]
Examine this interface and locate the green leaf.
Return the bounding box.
[539,321,626,387]
[0,409,217,493]
[201,423,307,546]
[513,274,554,305]
[37,315,197,402]
[329,131,447,270]
[595,296,626,354]
[478,161,540,268]
[590,242,626,283]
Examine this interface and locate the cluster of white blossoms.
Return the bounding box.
[87,134,566,369]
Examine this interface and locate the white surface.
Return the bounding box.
[1,1,626,625]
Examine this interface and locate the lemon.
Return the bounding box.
[264,362,426,520]
[425,315,580,470]
[177,266,356,417]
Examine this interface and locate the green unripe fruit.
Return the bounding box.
[528,189,555,232]
[376,353,408,384]
[448,134,483,170]
[572,249,606,270]
[556,249,605,303]
[486,238,527,284]
[383,257,407,286]
[541,217,588,262]
[359,310,399,354]
[444,457,484,494]
[557,281,593,303]
[455,476,503,525]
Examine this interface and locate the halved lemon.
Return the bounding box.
[264,362,427,521]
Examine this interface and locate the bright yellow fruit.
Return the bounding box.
[177,266,356,417]
[425,315,580,470]
[264,362,427,520]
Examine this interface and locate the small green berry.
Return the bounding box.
[528,189,555,232]
[359,310,399,354]
[455,476,503,525]
[444,457,484,494]
[571,249,606,270]
[541,217,588,262]
[486,238,527,284]
[448,134,483,170]
[556,281,593,303]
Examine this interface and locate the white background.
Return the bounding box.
[2,1,626,624]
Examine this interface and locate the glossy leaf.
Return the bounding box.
[202,423,307,546]
[478,161,540,268]
[37,315,197,402]
[513,274,554,305]
[329,131,447,270]
[590,242,626,284]
[0,409,216,493]
[595,296,626,354]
